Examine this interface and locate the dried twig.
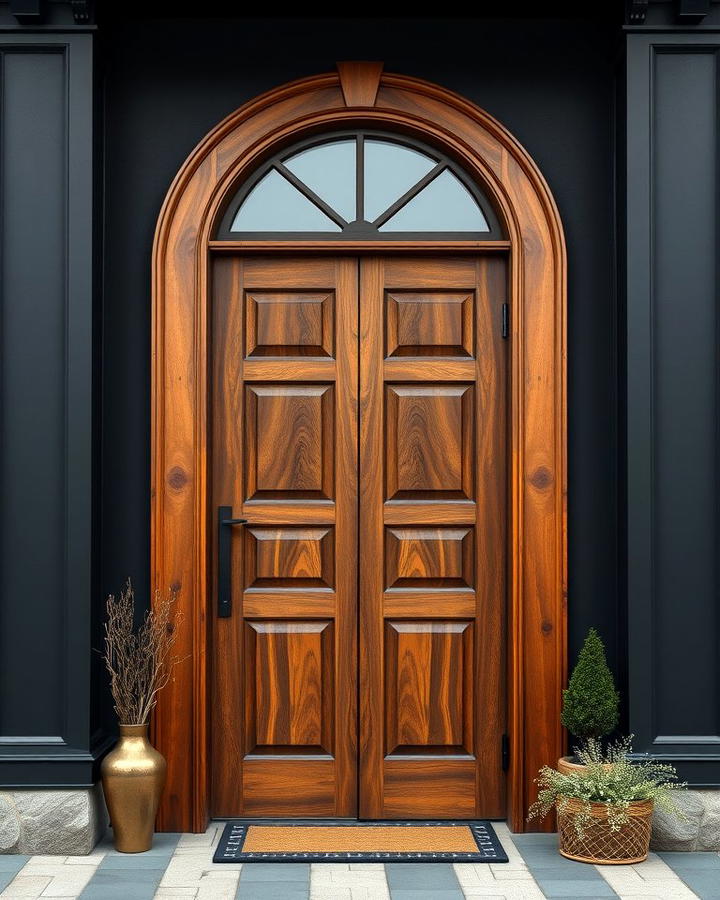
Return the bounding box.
[102,580,182,725]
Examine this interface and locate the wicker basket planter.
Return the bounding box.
[557,756,612,776]
[556,797,654,864]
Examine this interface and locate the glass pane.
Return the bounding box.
[284,140,356,222]
[379,169,490,232]
[364,139,436,222]
[230,169,342,232]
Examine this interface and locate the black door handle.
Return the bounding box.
[218,506,248,618]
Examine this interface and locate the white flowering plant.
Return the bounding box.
[528,737,686,837]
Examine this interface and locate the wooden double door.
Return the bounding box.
[211,254,506,819]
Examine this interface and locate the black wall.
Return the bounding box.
[100,16,621,687]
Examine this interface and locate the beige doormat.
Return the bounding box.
[213,820,508,862]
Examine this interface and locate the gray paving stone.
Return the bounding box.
[78,834,180,899]
[389,891,464,900]
[235,883,309,900]
[659,851,720,869]
[81,886,158,900]
[82,869,164,886]
[527,863,607,880]
[658,873,720,900]
[658,854,720,900]
[533,880,617,897]
[238,863,310,881]
[512,834,615,897]
[100,853,169,868]
[0,855,29,874]
[0,855,29,893]
[385,862,462,889]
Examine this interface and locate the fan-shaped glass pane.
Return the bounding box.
[379,169,489,232]
[284,140,356,222]
[364,139,436,222]
[230,169,342,232]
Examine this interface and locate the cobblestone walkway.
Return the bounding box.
[1,823,719,899]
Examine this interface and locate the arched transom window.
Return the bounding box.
[216,131,503,239]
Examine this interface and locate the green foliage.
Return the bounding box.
[528,737,686,838]
[561,627,620,742]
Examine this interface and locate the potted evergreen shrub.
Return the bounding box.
[559,627,619,773]
[528,738,685,864]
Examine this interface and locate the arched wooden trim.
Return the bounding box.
[151,63,567,834]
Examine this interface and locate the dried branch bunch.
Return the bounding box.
[102,579,182,725]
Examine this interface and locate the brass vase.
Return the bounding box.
[101,724,167,853]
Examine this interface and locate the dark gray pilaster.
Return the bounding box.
[0,31,108,786]
[626,31,720,783]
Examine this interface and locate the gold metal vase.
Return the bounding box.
[101,724,167,853]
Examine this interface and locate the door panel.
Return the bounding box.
[359,257,506,819]
[211,256,358,817]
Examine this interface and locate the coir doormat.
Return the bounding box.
[213,820,508,863]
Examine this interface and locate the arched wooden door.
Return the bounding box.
[151,63,566,833]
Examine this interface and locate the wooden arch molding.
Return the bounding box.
[151,62,567,833]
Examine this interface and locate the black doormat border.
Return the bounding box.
[213,819,509,863]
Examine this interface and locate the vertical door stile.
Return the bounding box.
[334,257,360,814]
[359,258,385,818]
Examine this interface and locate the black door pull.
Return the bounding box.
[218,506,247,618]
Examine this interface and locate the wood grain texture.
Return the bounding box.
[245,384,334,499]
[152,66,566,833]
[241,760,337,817]
[386,292,473,358]
[245,621,333,752]
[385,621,472,754]
[337,61,383,107]
[359,257,506,819]
[245,526,334,589]
[246,291,333,357]
[383,760,477,819]
[385,527,473,588]
[385,384,474,499]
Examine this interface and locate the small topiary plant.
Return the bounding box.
[561,627,619,746]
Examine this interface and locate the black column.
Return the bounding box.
[0,14,108,786]
[625,8,720,784]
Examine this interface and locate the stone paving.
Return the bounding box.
[1,822,719,899]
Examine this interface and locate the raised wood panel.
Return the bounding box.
[245,621,333,753]
[386,292,473,358]
[154,67,566,833]
[385,621,473,755]
[242,759,336,817]
[385,527,473,589]
[245,384,334,500]
[245,526,334,589]
[385,384,474,500]
[246,291,334,358]
[383,760,477,818]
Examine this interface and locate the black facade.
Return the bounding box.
[0,3,718,789]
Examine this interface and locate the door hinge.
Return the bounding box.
[501,733,510,771]
[501,303,509,339]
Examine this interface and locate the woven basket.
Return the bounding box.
[556,797,653,864]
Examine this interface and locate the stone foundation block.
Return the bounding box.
[0,784,107,855]
[651,789,720,851]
